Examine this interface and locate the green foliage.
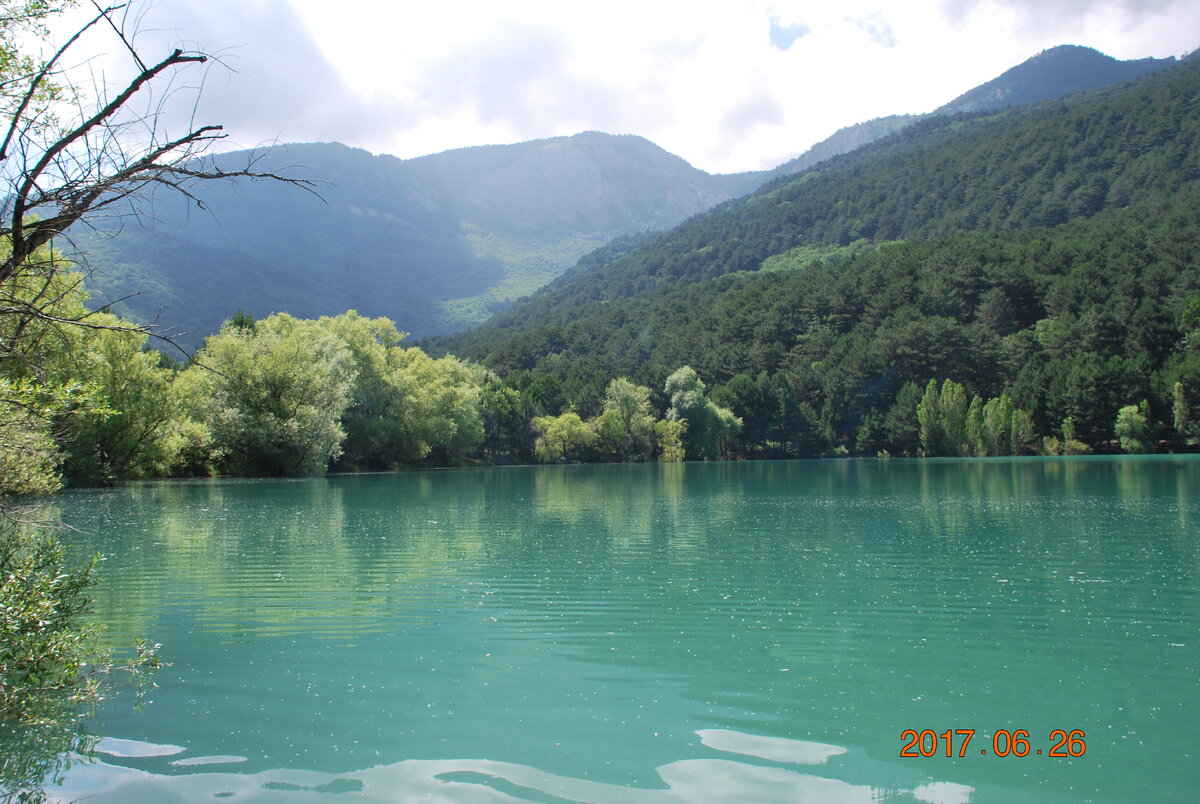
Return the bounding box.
[0,380,68,497]
[964,396,985,456]
[594,378,656,462]
[384,347,486,465]
[879,382,922,457]
[479,382,532,462]
[918,379,970,456]
[1182,296,1200,334]
[1010,408,1038,455]
[0,513,161,800]
[1061,417,1091,455]
[0,523,97,716]
[917,379,1036,456]
[183,314,357,476]
[1042,415,1093,455]
[1041,435,1064,456]
[981,395,1015,456]
[665,367,742,459]
[1174,382,1198,448]
[0,1,77,130]
[529,377,684,464]
[653,418,686,462]
[0,252,186,485]
[315,311,485,469]
[1114,401,1154,454]
[430,190,1200,459]
[52,318,182,484]
[227,308,257,333]
[759,241,878,273]
[532,410,597,463]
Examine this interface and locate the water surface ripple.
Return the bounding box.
[39,457,1200,803]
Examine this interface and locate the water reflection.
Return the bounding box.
[52,731,971,803]
[0,714,95,803]
[695,728,847,764]
[72,459,1200,647]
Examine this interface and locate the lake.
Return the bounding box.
[31,457,1200,802]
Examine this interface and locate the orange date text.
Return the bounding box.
[899,729,1086,758]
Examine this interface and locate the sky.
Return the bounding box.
[49,0,1200,175]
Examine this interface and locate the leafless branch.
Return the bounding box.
[91,0,144,72]
[2,4,319,305]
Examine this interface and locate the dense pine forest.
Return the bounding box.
[424,58,1200,459]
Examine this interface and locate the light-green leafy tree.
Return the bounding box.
[532,410,597,463]
[1114,401,1153,454]
[594,378,656,462]
[653,418,687,462]
[665,366,741,459]
[316,311,486,468]
[917,378,1037,457]
[918,378,971,456]
[388,346,486,465]
[181,314,357,476]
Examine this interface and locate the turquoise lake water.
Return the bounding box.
[33,457,1200,802]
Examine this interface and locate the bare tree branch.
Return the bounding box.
[2,4,319,308]
[90,0,144,73]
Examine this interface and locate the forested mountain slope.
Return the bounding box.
[78,46,1180,353]
[932,44,1176,115]
[441,58,1198,341]
[428,60,1200,455]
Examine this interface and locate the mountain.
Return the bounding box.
[427,59,1200,452]
[758,45,1178,184]
[442,57,1200,340]
[764,115,917,181]
[79,45,1183,352]
[933,44,1176,115]
[78,133,762,351]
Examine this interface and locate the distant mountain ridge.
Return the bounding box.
[762,45,1179,182]
[933,44,1176,115]
[77,44,1185,350]
[81,133,759,350]
[400,131,765,235]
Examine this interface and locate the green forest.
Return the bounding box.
[4,57,1199,498]
[423,58,1200,460]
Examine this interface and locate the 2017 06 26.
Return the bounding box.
[900,729,1086,757]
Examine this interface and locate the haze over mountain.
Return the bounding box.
[77,45,1183,351]
[80,133,761,351]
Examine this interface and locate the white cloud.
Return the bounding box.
[43,0,1200,174]
[855,14,897,48]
